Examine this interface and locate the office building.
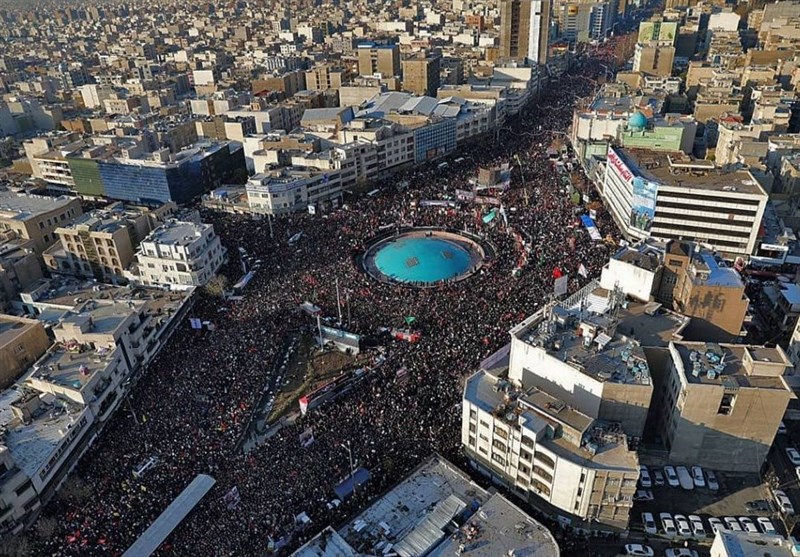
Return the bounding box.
[602,147,768,259]
[402,53,441,97]
[67,141,248,205]
[499,0,550,64]
[128,220,225,290]
[0,191,83,254]
[357,43,401,78]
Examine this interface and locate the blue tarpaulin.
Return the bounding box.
[581,214,602,241]
[334,467,371,500]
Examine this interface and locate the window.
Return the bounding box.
[534,452,555,469]
[469,409,477,420]
[469,423,476,433]
[492,439,506,452]
[495,427,508,440]
[479,433,488,442]
[521,436,534,448]
[491,453,506,466]
[479,420,489,429]
[717,393,736,415]
[520,449,532,462]
[14,479,32,497]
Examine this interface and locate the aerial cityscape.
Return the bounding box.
[3,0,800,556]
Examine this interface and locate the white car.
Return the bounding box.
[624,544,654,556]
[691,466,705,488]
[639,465,652,488]
[757,517,776,534]
[664,465,680,487]
[634,490,654,501]
[724,517,743,531]
[774,489,796,515]
[786,447,800,465]
[133,456,159,478]
[660,513,677,537]
[688,515,705,538]
[642,512,657,535]
[674,514,692,537]
[708,517,726,534]
[795,466,800,483]
[652,469,665,487]
[706,470,719,491]
[665,550,699,557]
[739,517,758,534]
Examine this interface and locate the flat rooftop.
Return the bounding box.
[28,343,117,391]
[465,370,636,469]
[143,220,209,247]
[60,301,137,336]
[673,341,790,390]
[0,388,86,480]
[0,190,76,221]
[333,455,559,557]
[618,148,766,195]
[0,316,40,349]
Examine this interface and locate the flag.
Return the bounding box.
[552,267,563,279]
[223,486,241,510]
[405,316,416,325]
[299,396,309,416]
[578,264,589,278]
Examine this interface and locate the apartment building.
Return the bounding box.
[632,20,677,77]
[305,64,344,91]
[129,220,225,290]
[357,43,401,78]
[402,53,441,98]
[602,147,768,259]
[499,0,550,64]
[0,191,83,254]
[462,287,654,529]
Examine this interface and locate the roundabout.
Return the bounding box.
[362,228,487,287]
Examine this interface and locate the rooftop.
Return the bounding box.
[27,342,117,392]
[330,455,558,557]
[714,531,796,557]
[0,388,86,480]
[142,220,210,247]
[672,341,791,390]
[616,148,766,195]
[0,316,40,350]
[0,190,76,221]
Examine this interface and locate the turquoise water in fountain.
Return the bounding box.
[373,236,473,283]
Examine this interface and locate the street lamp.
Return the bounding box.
[341,441,356,497]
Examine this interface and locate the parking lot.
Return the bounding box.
[626,463,786,556]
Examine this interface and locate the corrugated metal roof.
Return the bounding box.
[393,494,466,557]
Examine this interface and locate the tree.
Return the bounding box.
[204,274,229,297]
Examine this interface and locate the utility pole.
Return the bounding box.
[341,441,356,497]
[316,313,324,348]
[335,277,343,325]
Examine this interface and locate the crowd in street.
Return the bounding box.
[31,52,621,557]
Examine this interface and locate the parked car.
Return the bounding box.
[739,517,758,534]
[688,515,705,538]
[757,517,776,534]
[779,421,788,435]
[708,517,726,534]
[660,513,677,537]
[795,466,800,483]
[691,466,705,488]
[724,517,743,531]
[652,469,665,487]
[674,514,692,537]
[633,490,654,502]
[642,512,657,535]
[665,550,699,557]
[639,465,652,488]
[786,447,800,465]
[133,456,159,478]
[664,466,680,487]
[624,544,654,556]
[745,500,771,512]
[706,469,719,491]
[676,466,694,490]
[773,489,795,515]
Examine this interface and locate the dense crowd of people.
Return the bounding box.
[29,50,622,557]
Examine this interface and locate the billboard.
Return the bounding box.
[630,177,658,234]
[638,21,677,43]
[607,148,633,185]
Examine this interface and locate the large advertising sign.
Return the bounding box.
[630,177,658,234]
[607,148,633,185]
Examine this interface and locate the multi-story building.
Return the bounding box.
[357,43,401,78]
[462,286,652,529]
[499,0,550,64]
[0,240,43,311]
[601,147,768,259]
[66,141,248,204]
[305,64,344,91]
[632,20,677,77]
[246,166,344,215]
[0,316,49,390]
[0,190,83,254]
[44,203,159,284]
[655,341,792,472]
[128,220,225,290]
[402,53,441,98]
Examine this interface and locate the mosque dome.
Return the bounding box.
[628,111,648,131]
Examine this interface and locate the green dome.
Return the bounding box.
[629,111,648,131]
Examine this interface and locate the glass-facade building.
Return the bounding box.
[413,119,457,163]
[68,142,247,205]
